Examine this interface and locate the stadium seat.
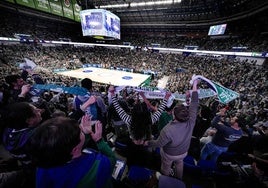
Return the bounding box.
[197,159,217,171]
[183,155,202,177]
[126,165,154,186]
[114,140,128,150]
[197,159,217,176]
[184,155,196,166]
[127,165,153,181]
[158,175,186,188]
[217,151,236,164]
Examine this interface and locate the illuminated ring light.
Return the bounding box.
[94,36,104,40]
[94,36,115,40]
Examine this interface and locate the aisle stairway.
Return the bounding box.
[157,76,169,89]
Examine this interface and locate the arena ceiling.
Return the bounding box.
[0,0,267,31]
[81,0,268,29]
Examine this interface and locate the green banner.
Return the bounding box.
[16,0,36,8]
[212,81,240,104]
[190,75,240,104]
[62,0,74,20]
[35,0,51,13]
[71,0,81,22]
[49,0,63,16]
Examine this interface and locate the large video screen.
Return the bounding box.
[208,24,227,36]
[80,9,120,40]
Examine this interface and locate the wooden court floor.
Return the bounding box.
[56,67,151,87]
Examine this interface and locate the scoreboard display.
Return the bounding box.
[80,9,120,40]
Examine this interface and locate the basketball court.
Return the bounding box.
[56,67,151,87]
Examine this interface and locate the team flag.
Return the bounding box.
[191,75,240,104]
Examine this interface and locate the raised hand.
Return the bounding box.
[20,84,31,96]
[164,91,172,100]
[80,114,92,134]
[108,85,115,96]
[89,121,103,143]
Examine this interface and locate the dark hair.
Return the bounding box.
[4,102,36,129]
[108,99,130,122]
[200,105,212,120]
[81,78,92,91]
[235,115,245,127]
[165,100,177,112]
[174,104,189,122]
[131,102,152,140]
[127,98,135,108]
[253,136,268,173]
[5,74,21,86]
[29,117,81,168]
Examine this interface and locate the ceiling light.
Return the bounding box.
[100,0,181,9]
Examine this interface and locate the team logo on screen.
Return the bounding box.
[64,0,70,7]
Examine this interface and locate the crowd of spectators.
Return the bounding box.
[0,44,267,133]
[0,39,267,187]
[0,5,268,188]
